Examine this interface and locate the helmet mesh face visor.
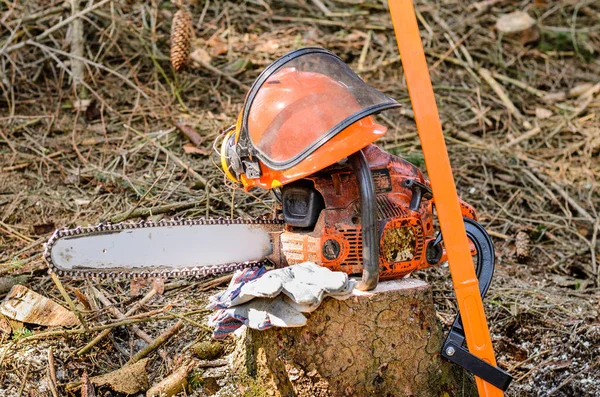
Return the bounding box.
[243,49,399,169]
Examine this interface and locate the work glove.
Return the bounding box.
[209,295,307,339]
[207,262,356,339]
[229,261,354,311]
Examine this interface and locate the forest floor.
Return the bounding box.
[0,0,599,396]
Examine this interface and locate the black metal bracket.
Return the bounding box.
[439,218,513,391]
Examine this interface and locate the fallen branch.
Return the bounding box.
[77,287,158,355]
[47,347,59,397]
[127,320,183,365]
[92,287,168,360]
[147,359,196,397]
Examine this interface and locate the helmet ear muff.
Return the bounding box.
[220,128,241,183]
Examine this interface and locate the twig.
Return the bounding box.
[174,121,203,147]
[478,68,524,122]
[548,181,595,223]
[69,0,85,96]
[21,313,176,343]
[1,151,64,172]
[0,0,112,56]
[591,219,600,285]
[269,15,387,31]
[501,126,542,150]
[0,221,34,244]
[50,272,88,331]
[189,56,250,91]
[92,287,157,345]
[110,201,203,223]
[199,274,232,291]
[491,72,547,98]
[125,125,214,191]
[6,3,68,26]
[17,362,31,397]
[310,0,332,16]
[77,287,158,355]
[47,347,59,397]
[357,30,372,72]
[146,359,196,397]
[127,320,183,365]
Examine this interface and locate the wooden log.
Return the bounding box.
[233,278,475,397]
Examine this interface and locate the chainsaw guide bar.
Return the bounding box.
[44,217,284,279]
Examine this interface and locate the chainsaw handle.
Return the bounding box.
[349,150,379,291]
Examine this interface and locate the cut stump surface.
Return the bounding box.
[233,278,475,397]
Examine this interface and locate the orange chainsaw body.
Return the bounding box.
[278,144,477,279]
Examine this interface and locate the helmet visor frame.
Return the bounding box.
[241,48,401,171]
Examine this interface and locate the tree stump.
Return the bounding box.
[233,278,475,397]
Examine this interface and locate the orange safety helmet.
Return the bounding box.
[221,48,400,190]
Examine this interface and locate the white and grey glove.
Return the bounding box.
[230,261,355,309]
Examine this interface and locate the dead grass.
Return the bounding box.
[0,0,599,396]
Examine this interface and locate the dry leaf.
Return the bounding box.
[74,288,92,311]
[255,39,280,54]
[183,143,209,155]
[32,222,55,235]
[207,35,228,57]
[495,11,539,44]
[92,358,150,394]
[0,285,79,327]
[130,277,150,296]
[190,47,212,66]
[152,278,165,295]
[535,108,552,119]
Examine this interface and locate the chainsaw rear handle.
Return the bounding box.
[349,150,379,291]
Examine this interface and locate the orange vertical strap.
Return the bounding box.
[387,1,503,396]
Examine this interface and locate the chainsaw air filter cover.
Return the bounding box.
[224,48,401,190]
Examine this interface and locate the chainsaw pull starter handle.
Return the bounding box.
[349,150,379,291]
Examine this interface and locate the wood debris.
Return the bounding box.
[0,285,79,327]
[146,359,196,397]
[85,358,150,394]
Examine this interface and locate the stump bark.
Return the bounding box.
[233,278,475,397]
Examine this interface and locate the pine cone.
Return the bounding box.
[515,231,530,263]
[170,9,192,71]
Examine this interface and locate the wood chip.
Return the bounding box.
[146,360,195,397]
[0,285,79,327]
[91,358,150,394]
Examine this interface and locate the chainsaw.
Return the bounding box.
[44,47,511,392]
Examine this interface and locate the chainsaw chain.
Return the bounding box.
[44,217,284,280]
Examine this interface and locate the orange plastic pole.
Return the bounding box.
[388,1,503,396]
